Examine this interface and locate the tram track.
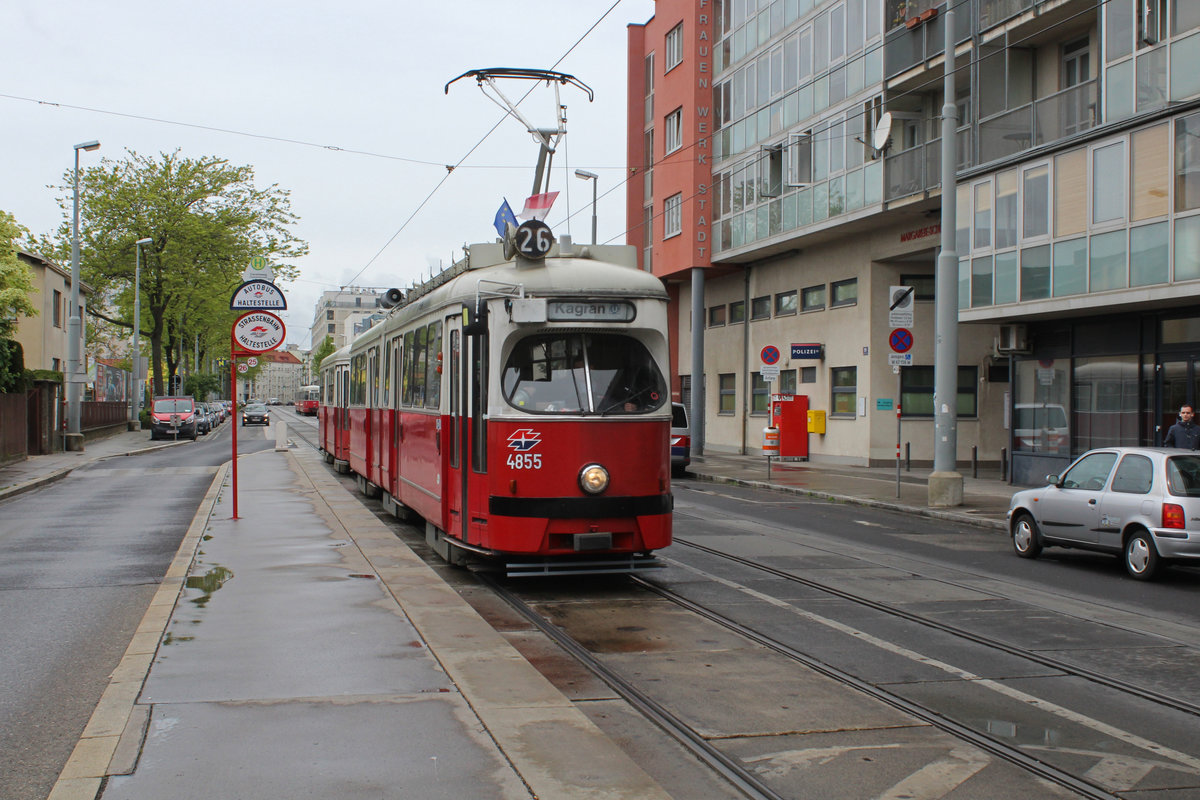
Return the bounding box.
[669,537,1200,721]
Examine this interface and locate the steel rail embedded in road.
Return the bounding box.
[672,536,1200,720]
[631,574,1123,800]
[477,573,788,800]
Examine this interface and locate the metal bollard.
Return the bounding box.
[971,445,978,478]
[905,441,911,472]
[1001,447,1008,482]
[275,421,288,452]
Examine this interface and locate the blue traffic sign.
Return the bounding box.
[889,328,914,354]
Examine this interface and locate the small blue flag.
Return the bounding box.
[493,198,518,237]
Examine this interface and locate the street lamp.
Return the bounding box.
[575,169,598,245]
[66,139,100,451]
[128,237,153,430]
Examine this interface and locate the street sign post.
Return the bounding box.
[230,309,287,520]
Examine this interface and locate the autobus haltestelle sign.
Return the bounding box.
[232,311,286,353]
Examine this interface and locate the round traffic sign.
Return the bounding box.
[760,345,780,365]
[236,363,249,374]
[232,311,286,353]
[889,328,914,354]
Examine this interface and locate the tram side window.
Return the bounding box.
[502,333,666,415]
[350,354,367,406]
[425,321,442,409]
[401,331,414,405]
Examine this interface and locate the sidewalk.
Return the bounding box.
[686,452,1017,531]
[49,445,673,800]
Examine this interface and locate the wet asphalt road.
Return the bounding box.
[0,424,271,800]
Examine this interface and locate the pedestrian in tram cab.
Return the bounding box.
[1164,404,1200,449]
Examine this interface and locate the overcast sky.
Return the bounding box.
[2,0,655,348]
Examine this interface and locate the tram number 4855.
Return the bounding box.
[506,453,543,470]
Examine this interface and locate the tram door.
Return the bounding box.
[1158,358,1200,443]
[446,318,489,546]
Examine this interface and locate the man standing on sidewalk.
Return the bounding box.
[1164,405,1200,449]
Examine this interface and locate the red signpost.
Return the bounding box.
[229,310,286,519]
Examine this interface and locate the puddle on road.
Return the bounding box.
[186,565,233,607]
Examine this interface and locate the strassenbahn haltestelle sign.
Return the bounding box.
[232,311,286,353]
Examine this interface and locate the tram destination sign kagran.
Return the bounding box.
[547,300,635,323]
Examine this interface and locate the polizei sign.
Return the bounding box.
[232,311,286,353]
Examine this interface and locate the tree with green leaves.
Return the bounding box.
[311,335,336,373]
[40,150,307,397]
[0,210,38,392]
[0,210,37,339]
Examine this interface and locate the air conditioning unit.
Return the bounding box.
[997,324,1029,353]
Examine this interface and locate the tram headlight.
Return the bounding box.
[579,463,610,495]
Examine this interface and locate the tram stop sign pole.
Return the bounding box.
[229,309,287,520]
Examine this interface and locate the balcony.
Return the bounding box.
[977,80,1098,165]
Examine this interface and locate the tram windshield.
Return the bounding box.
[502,333,666,415]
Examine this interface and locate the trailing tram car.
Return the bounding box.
[318,234,673,575]
[319,345,351,467]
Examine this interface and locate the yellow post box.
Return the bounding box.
[807,409,826,434]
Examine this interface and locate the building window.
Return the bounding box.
[326,309,334,319]
[664,192,682,238]
[801,284,825,311]
[752,373,770,413]
[665,23,684,71]
[801,366,817,383]
[900,366,978,417]
[729,301,746,324]
[665,108,683,154]
[751,296,772,319]
[831,366,857,416]
[775,290,798,315]
[1176,112,1200,212]
[328,324,335,334]
[900,274,935,301]
[53,290,63,328]
[1092,142,1126,224]
[680,374,690,406]
[831,278,858,307]
[708,305,727,327]
[719,373,736,413]
[778,369,797,394]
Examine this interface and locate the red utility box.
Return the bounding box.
[770,393,809,459]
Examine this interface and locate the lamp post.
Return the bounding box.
[575,169,598,245]
[66,139,100,451]
[128,237,153,430]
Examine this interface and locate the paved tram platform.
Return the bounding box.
[0,430,1024,799]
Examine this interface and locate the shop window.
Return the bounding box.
[1074,355,1140,450]
[1013,358,1070,454]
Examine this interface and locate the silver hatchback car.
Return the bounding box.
[1008,447,1200,580]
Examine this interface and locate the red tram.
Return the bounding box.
[295,384,320,416]
[318,233,673,575]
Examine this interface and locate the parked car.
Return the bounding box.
[671,402,691,477]
[195,403,212,436]
[149,396,198,441]
[242,402,271,426]
[1008,446,1200,580]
